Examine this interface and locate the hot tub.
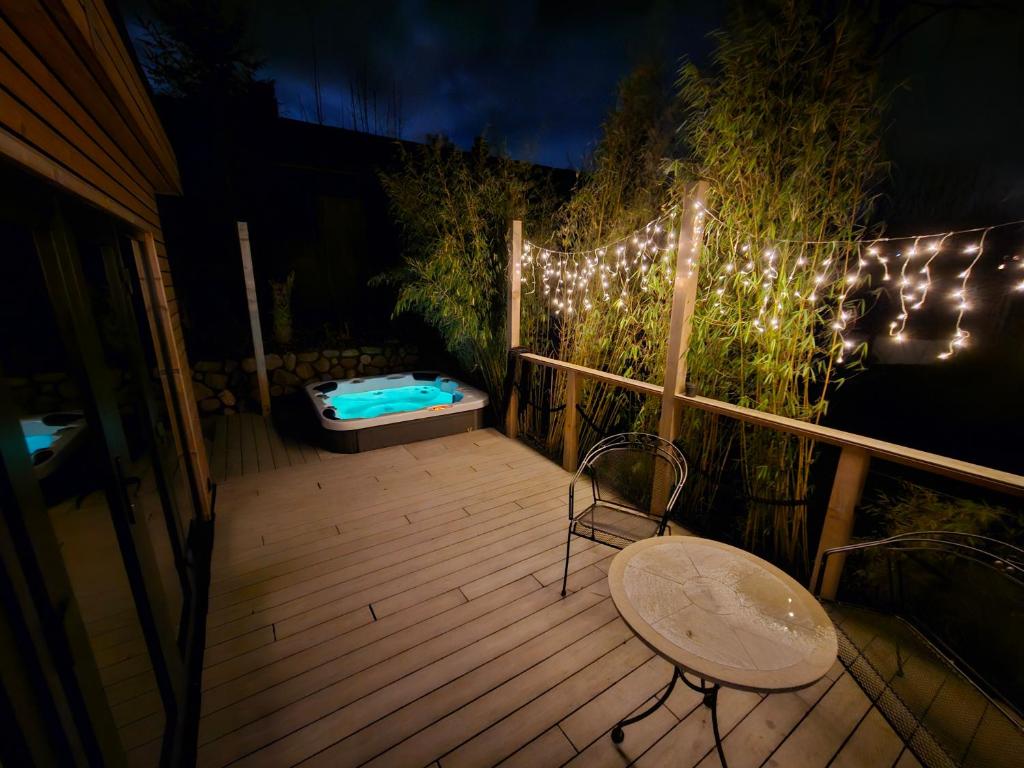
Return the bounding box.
[20,412,87,479]
[305,372,488,453]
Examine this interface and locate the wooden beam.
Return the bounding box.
[0,125,150,231]
[658,181,708,444]
[562,370,581,472]
[238,222,271,416]
[508,220,522,349]
[518,353,662,398]
[654,183,707,512]
[135,235,212,520]
[519,351,1024,497]
[674,392,1024,496]
[505,221,523,438]
[811,447,871,599]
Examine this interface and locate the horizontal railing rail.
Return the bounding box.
[509,350,1024,595]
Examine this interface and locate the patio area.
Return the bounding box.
[198,425,917,768]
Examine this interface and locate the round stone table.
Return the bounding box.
[607,536,837,766]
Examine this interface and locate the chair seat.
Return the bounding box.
[570,501,665,549]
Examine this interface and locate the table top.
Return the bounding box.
[608,536,837,693]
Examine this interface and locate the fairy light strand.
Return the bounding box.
[519,209,1024,360]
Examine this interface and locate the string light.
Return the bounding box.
[521,208,1024,362]
[935,228,991,359]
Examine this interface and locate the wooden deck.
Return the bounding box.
[49,473,167,767]
[206,413,328,482]
[201,427,918,767]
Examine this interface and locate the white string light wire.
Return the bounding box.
[520,206,1024,360]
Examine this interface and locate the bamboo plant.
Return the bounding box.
[671,0,885,567]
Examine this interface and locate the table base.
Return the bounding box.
[611,667,728,767]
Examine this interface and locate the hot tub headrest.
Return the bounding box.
[314,382,338,394]
[32,449,54,465]
[42,412,82,427]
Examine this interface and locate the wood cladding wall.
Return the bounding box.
[0,0,211,517]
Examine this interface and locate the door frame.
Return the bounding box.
[33,197,189,764]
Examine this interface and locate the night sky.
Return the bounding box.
[118,1,1024,217]
[120,0,725,169]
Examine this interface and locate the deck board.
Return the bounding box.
[203,428,907,768]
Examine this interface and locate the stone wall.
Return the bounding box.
[190,342,418,416]
[5,370,130,414]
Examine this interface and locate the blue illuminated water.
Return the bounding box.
[328,385,455,420]
[24,434,55,453]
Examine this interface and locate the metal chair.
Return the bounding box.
[561,432,688,597]
[815,532,1024,766]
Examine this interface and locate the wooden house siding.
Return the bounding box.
[0,0,211,518]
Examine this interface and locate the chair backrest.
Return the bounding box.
[819,531,1024,719]
[574,433,688,520]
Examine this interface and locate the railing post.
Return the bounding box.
[811,446,871,599]
[505,220,522,438]
[654,182,707,512]
[658,181,708,443]
[562,369,580,472]
[237,222,271,417]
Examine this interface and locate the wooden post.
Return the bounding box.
[811,446,871,599]
[505,220,523,438]
[134,235,212,520]
[237,222,271,416]
[658,181,708,443]
[653,182,708,512]
[562,369,581,472]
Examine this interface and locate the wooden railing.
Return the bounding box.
[506,350,1024,597]
[505,189,1024,598]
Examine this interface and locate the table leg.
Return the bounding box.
[610,667,680,744]
[610,668,729,767]
[680,674,728,768]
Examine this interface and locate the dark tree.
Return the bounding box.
[139,0,264,100]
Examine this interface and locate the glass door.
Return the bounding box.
[0,164,190,766]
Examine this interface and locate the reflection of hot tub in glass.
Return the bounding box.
[20,412,87,479]
[305,372,488,453]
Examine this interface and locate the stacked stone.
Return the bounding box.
[5,371,127,414]
[190,343,419,415]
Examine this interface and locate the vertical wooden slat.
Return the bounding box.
[237,222,271,416]
[562,370,581,473]
[134,235,212,520]
[654,182,707,512]
[657,182,708,444]
[811,447,871,599]
[505,220,523,438]
[508,220,522,349]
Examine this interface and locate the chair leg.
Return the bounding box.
[560,528,573,597]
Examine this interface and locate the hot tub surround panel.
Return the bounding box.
[305,372,487,453]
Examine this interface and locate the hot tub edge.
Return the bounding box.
[320,408,485,453]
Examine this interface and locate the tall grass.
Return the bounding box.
[376,137,553,414]
[520,64,681,454]
[673,0,885,568]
